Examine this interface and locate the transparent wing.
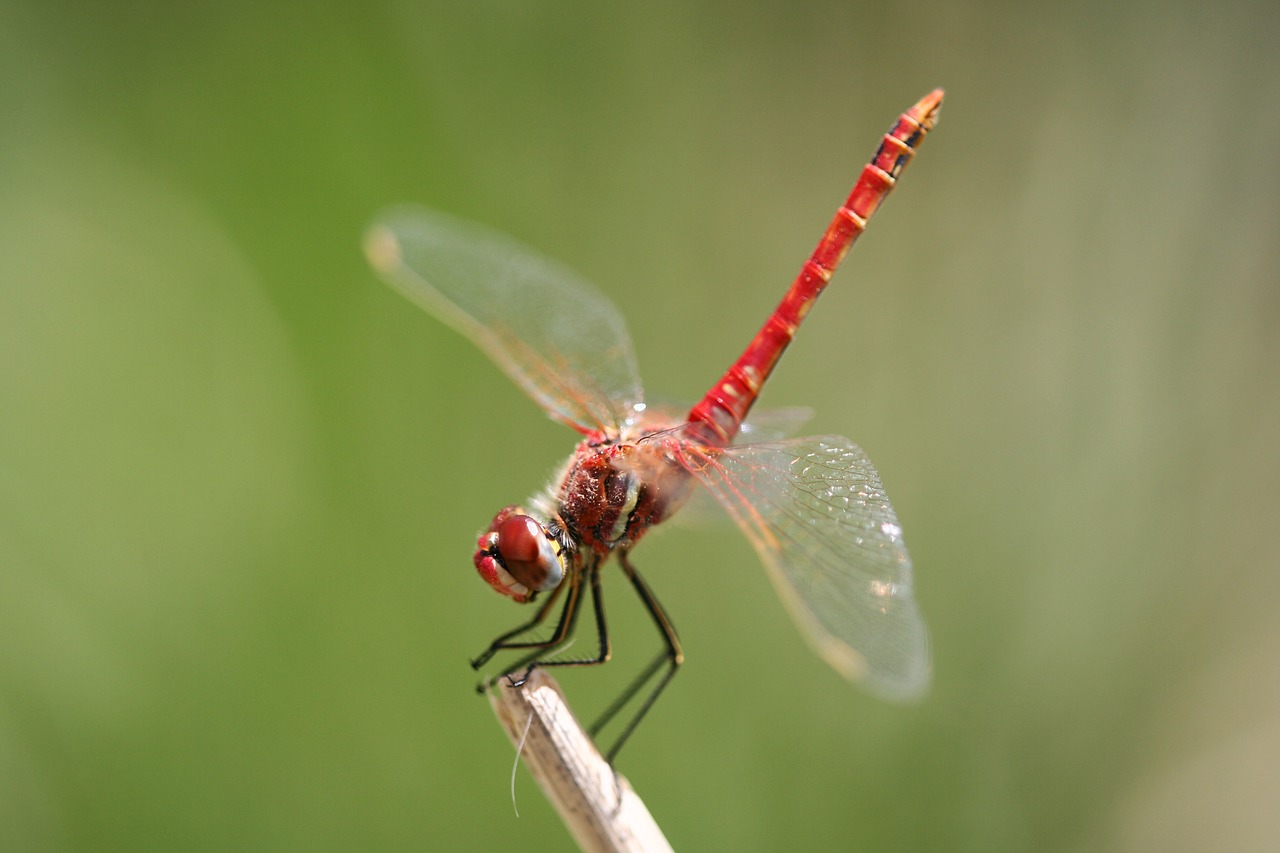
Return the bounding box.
[628,399,813,442]
[735,406,814,443]
[617,403,816,528]
[686,435,929,699]
[364,206,643,432]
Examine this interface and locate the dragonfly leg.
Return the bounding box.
[470,579,569,670]
[473,567,584,693]
[499,558,613,687]
[590,551,683,763]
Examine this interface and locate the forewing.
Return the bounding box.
[364,206,643,432]
[687,436,930,699]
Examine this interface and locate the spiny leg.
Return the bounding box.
[592,551,683,763]
[470,579,568,670]
[588,651,670,742]
[473,565,585,693]
[504,557,614,687]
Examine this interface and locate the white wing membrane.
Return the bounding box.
[688,436,930,699]
[365,206,643,432]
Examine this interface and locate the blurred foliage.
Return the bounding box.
[2,0,1278,850]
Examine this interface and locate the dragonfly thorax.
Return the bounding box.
[554,434,694,555]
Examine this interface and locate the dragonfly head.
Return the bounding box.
[474,506,567,603]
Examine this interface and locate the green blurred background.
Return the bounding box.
[2,1,1278,850]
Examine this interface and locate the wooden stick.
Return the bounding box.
[488,670,673,853]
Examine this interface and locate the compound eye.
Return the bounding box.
[496,514,564,592]
[497,515,543,564]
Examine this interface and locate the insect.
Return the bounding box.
[365,90,942,759]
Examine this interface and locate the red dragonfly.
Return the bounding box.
[366,90,942,759]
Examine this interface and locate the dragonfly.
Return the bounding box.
[365,89,942,760]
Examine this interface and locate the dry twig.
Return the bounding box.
[489,670,673,853]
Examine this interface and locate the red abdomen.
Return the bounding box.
[685,89,943,447]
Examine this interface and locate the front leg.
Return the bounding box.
[496,558,613,689]
[471,567,586,694]
[470,579,569,670]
